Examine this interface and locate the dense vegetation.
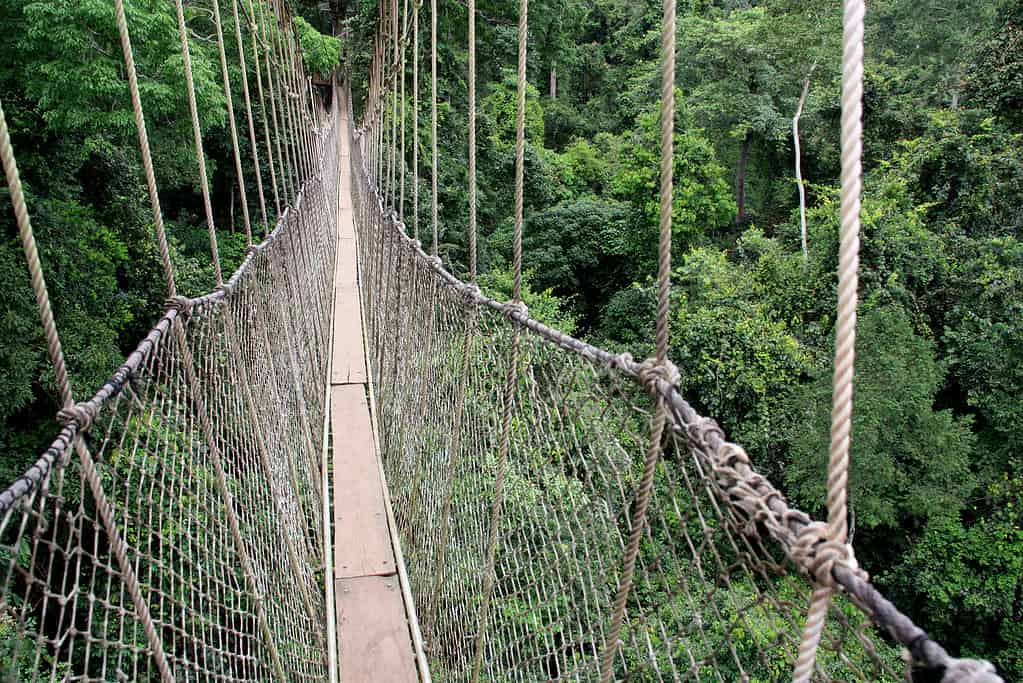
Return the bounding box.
[344,0,1023,674]
[0,0,1020,676]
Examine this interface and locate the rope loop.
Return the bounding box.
[245,244,262,257]
[57,403,95,432]
[501,300,528,321]
[916,657,1002,683]
[166,295,194,316]
[636,356,680,395]
[217,282,235,297]
[792,521,866,588]
[610,352,634,372]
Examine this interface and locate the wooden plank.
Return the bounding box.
[331,384,394,578]
[335,576,418,683]
[339,208,356,239]
[331,284,367,385]
[339,238,358,286]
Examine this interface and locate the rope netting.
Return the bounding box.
[0,1,340,679]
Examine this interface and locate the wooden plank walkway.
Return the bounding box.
[330,95,419,683]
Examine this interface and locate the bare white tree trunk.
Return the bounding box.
[550,62,557,99]
[793,64,816,263]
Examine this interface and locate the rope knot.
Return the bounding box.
[611,352,634,371]
[57,403,94,432]
[411,239,423,251]
[245,244,261,257]
[426,255,443,268]
[501,300,528,321]
[792,522,865,588]
[165,295,194,316]
[930,658,1002,683]
[636,357,680,394]
[216,282,235,297]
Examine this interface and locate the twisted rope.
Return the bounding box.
[430,0,438,255]
[793,0,863,678]
[174,0,223,285]
[232,0,270,235]
[469,0,527,679]
[212,0,253,244]
[412,0,419,239]
[114,0,177,298]
[598,0,675,679]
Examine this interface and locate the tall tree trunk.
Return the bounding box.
[735,133,750,225]
[550,62,557,99]
[793,63,815,262]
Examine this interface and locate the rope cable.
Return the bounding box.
[792,0,864,679]
[212,0,254,244]
[598,0,675,678]
[232,0,270,234]
[430,0,438,255]
[469,0,527,679]
[173,0,223,285]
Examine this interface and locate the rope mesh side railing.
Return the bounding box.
[348,75,1002,681]
[0,52,339,683]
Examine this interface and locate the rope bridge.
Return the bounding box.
[0,0,1006,682]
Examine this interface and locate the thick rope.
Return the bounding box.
[412,0,419,240]
[114,0,177,298]
[467,0,477,282]
[598,0,675,678]
[255,0,290,208]
[426,0,478,635]
[399,0,409,218]
[174,0,223,285]
[232,0,270,235]
[469,1,527,679]
[212,0,253,244]
[1,92,176,683]
[430,0,438,255]
[792,0,864,679]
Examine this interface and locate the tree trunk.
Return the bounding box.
[550,63,557,99]
[735,133,750,225]
[793,65,815,262]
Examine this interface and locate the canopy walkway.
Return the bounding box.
[0,0,1006,681]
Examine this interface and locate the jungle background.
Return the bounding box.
[1,0,1021,675]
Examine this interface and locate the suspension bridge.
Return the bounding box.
[0,0,1007,681]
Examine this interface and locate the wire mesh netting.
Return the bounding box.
[349,105,907,682]
[0,95,339,683]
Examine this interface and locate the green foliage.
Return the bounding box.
[294,15,341,78]
[785,306,976,530]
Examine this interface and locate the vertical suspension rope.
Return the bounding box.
[256,0,291,207]
[426,0,477,633]
[792,0,864,679]
[115,0,177,298]
[173,0,223,285]
[212,0,254,244]
[469,0,527,680]
[467,0,477,283]
[232,0,270,234]
[412,0,419,239]
[430,0,438,255]
[399,0,409,219]
[598,0,675,678]
[1,88,176,683]
[390,0,399,209]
